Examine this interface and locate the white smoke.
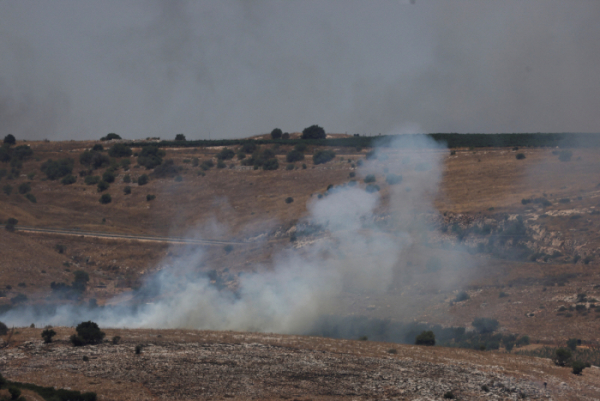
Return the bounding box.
[2,135,450,333]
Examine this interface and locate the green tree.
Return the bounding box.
[270,128,283,139]
[101,133,121,141]
[40,158,74,180]
[71,321,105,346]
[3,134,16,145]
[99,193,112,204]
[301,125,326,140]
[554,347,572,366]
[137,174,149,185]
[175,133,186,141]
[137,146,165,169]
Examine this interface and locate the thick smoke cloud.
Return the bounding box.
[1,1,599,140]
[0,135,456,334]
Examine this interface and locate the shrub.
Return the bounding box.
[515,153,526,160]
[61,175,77,185]
[41,158,74,180]
[124,186,131,195]
[101,133,121,141]
[443,391,455,399]
[349,171,355,178]
[201,160,214,170]
[8,387,21,400]
[0,321,7,335]
[415,330,435,346]
[286,150,304,163]
[365,184,380,193]
[112,336,121,345]
[223,244,234,254]
[364,174,376,183]
[3,184,12,195]
[175,133,186,141]
[558,150,572,162]
[25,193,36,203]
[454,291,470,302]
[99,193,112,204]
[137,174,149,186]
[90,152,110,169]
[70,321,105,346]
[5,217,18,232]
[92,144,104,151]
[270,128,283,139]
[386,174,402,185]
[216,148,235,160]
[102,171,115,183]
[97,181,109,192]
[123,174,131,183]
[286,164,294,170]
[217,160,226,169]
[313,149,335,165]
[516,335,530,347]
[572,360,587,375]
[152,159,182,178]
[137,146,165,169]
[3,134,16,145]
[263,158,279,170]
[240,142,257,154]
[18,182,31,194]
[108,144,132,158]
[567,338,578,351]
[472,318,499,334]
[285,197,294,204]
[481,384,489,392]
[42,328,57,343]
[135,344,142,354]
[294,143,307,152]
[146,194,156,201]
[301,125,326,140]
[302,163,307,169]
[554,347,572,366]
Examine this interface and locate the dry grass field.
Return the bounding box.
[1,138,600,399]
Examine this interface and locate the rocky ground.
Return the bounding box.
[2,328,600,400]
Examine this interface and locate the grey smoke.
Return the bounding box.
[1,1,599,140]
[1,134,462,332]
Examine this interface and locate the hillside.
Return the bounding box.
[1,137,600,399]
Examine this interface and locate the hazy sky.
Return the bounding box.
[1,1,599,140]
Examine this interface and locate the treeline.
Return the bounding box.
[127,133,600,150]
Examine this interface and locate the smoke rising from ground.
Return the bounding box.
[1,1,600,140]
[1,135,456,335]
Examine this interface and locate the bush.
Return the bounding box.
[516,335,530,347]
[0,321,7,335]
[285,197,294,204]
[41,158,74,180]
[294,143,307,152]
[559,150,572,162]
[137,146,165,169]
[152,159,182,178]
[386,174,403,185]
[515,153,526,160]
[286,150,304,163]
[5,217,17,231]
[18,182,31,194]
[8,386,21,400]
[472,318,499,334]
[84,175,100,185]
[92,144,104,151]
[97,181,109,192]
[42,328,57,343]
[25,193,36,203]
[567,338,578,351]
[415,330,435,346]
[71,321,105,346]
[112,336,121,345]
[364,174,376,183]
[270,128,283,139]
[101,133,121,141]
[454,291,470,302]
[175,133,186,141]
[554,347,572,366]
[3,184,12,196]
[572,360,587,375]
[108,144,132,158]
[216,148,235,160]
[61,175,77,185]
[99,193,112,204]
[263,158,279,170]
[217,160,226,169]
[313,149,335,165]
[13,145,33,161]
[443,391,455,399]
[123,174,131,183]
[201,160,214,170]
[282,132,290,139]
[302,163,307,169]
[137,174,149,186]
[102,171,116,183]
[240,142,257,154]
[146,194,156,201]
[124,186,131,195]
[302,125,326,140]
[90,152,110,169]
[286,164,294,170]
[135,344,143,354]
[3,134,16,145]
